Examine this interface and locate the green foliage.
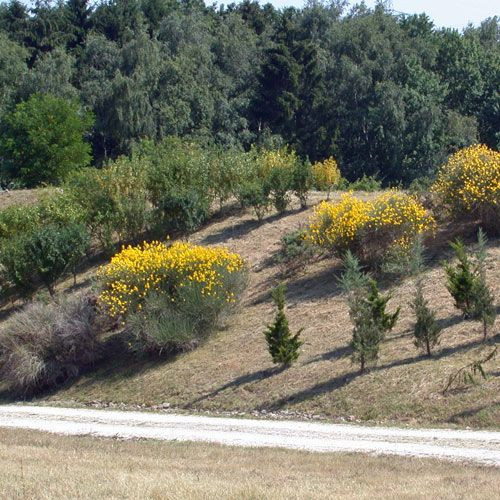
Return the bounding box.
[340,252,399,372]
[265,166,291,213]
[0,93,93,187]
[264,284,303,367]
[126,292,202,356]
[291,160,312,208]
[366,280,400,337]
[346,175,383,192]
[0,292,101,394]
[412,282,442,356]
[237,181,270,221]
[0,222,90,297]
[127,268,247,356]
[444,239,479,318]
[275,228,316,276]
[472,228,496,340]
[156,189,210,234]
[445,229,496,336]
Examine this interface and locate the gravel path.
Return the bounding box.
[0,405,499,466]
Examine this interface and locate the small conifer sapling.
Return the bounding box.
[264,284,303,367]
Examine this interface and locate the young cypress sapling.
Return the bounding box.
[264,283,303,367]
[472,228,496,340]
[444,239,479,318]
[410,237,441,356]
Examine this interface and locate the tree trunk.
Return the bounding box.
[426,338,431,357]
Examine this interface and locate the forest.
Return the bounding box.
[0,0,498,185]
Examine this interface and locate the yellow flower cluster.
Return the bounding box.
[308,191,434,254]
[432,144,499,212]
[256,147,298,179]
[311,157,341,191]
[97,240,245,317]
[308,193,370,250]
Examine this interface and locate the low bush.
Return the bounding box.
[0,293,101,394]
[126,292,201,356]
[275,229,316,276]
[311,157,341,198]
[346,174,382,192]
[431,144,499,231]
[0,223,90,297]
[155,188,211,233]
[237,181,271,221]
[97,240,247,319]
[291,160,312,208]
[257,148,299,213]
[65,156,151,253]
[308,191,435,265]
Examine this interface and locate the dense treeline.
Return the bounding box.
[0,0,498,184]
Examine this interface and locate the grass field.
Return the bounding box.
[1,191,498,429]
[0,427,498,499]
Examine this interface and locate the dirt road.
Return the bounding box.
[0,405,498,466]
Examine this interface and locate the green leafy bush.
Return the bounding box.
[291,160,312,208]
[156,188,211,233]
[237,181,270,221]
[0,292,101,394]
[0,93,93,187]
[0,223,90,297]
[276,229,316,276]
[347,174,383,192]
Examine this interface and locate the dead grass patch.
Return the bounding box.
[0,427,498,499]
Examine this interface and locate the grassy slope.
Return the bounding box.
[2,191,499,428]
[1,428,498,499]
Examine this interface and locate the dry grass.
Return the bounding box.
[0,427,498,499]
[0,188,52,210]
[1,191,499,428]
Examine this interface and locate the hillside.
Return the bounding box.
[7,191,496,429]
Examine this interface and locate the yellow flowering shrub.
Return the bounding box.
[311,157,341,194]
[308,191,435,263]
[431,144,499,224]
[97,240,246,317]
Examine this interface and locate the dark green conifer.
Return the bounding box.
[264,284,303,367]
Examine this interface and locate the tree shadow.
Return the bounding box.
[260,371,359,411]
[448,403,500,424]
[304,345,352,365]
[201,208,303,246]
[185,366,282,407]
[250,262,344,306]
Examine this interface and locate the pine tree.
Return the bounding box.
[472,228,496,340]
[412,281,442,356]
[409,237,441,356]
[264,283,303,367]
[366,280,400,337]
[350,297,382,373]
[339,251,398,373]
[444,239,479,318]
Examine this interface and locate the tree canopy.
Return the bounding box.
[0,0,498,184]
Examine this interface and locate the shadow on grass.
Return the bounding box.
[185,366,282,407]
[448,402,500,425]
[201,207,303,246]
[304,345,352,365]
[259,335,495,411]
